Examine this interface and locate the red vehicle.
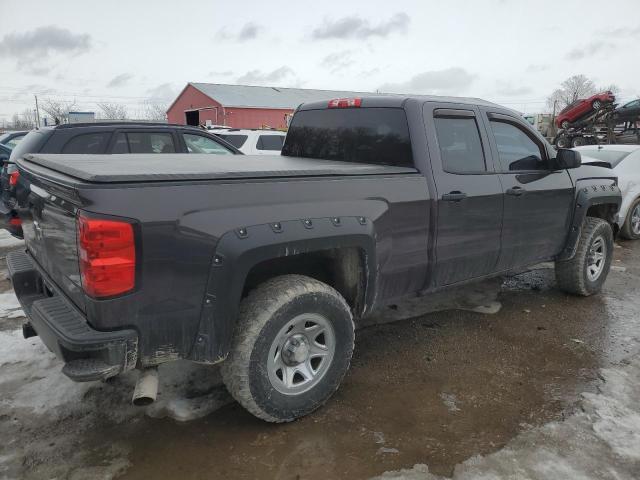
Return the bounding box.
[556,91,616,129]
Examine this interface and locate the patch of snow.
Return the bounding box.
[378,447,400,455]
[0,291,24,318]
[440,392,461,412]
[0,230,23,249]
[373,431,386,444]
[373,355,640,480]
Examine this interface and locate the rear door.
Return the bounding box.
[108,130,178,153]
[480,110,574,270]
[423,103,504,286]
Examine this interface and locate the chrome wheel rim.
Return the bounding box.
[587,235,607,282]
[267,313,335,395]
[631,204,640,235]
[593,100,602,110]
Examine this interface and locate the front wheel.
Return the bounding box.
[221,275,355,422]
[571,136,586,148]
[620,198,640,240]
[592,99,602,110]
[555,217,614,296]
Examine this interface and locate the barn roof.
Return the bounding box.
[189,82,376,109]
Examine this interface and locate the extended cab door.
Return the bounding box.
[480,110,574,270]
[423,103,504,286]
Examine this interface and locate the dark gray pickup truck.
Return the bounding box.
[8,95,621,422]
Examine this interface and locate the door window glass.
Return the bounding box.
[111,133,129,153]
[434,117,486,173]
[256,135,285,151]
[183,134,232,154]
[127,132,175,153]
[490,121,547,171]
[217,134,248,149]
[5,134,26,149]
[62,133,110,154]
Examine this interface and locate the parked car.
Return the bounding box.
[556,91,616,129]
[1,122,241,237]
[210,128,287,155]
[8,95,620,423]
[0,130,29,150]
[576,144,640,239]
[613,98,640,122]
[0,144,11,165]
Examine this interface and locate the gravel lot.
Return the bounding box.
[1,230,639,480]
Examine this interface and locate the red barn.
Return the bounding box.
[166,83,371,129]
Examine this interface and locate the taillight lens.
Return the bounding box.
[9,171,19,187]
[328,97,362,108]
[77,213,136,298]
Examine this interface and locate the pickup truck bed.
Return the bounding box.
[21,153,416,182]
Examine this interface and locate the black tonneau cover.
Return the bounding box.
[19,153,417,183]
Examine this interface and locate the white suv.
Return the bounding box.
[209,129,286,155]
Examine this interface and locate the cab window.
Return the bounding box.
[490,121,548,171]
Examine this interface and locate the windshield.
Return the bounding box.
[282,107,413,167]
[580,149,633,168]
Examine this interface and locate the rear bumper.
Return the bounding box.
[7,249,138,381]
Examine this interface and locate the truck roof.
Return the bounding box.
[297,94,503,111]
[19,153,417,183]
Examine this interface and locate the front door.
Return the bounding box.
[480,111,574,270]
[423,103,504,287]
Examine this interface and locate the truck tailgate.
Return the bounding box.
[20,174,86,312]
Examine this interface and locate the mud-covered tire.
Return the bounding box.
[221,274,355,423]
[620,198,640,240]
[555,217,614,296]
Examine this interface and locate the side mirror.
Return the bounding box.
[0,154,8,164]
[555,149,581,169]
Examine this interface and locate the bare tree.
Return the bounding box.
[546,75,596,111]
[97,102,128,120]
[142,102,168,121]
[11,109,37,129]
[40,98,78,125]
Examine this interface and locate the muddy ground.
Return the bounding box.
[1,234,639,480]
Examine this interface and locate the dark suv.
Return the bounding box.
[1,122,241,237]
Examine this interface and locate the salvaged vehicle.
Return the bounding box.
[555,91,616,129]
[8,95,621,422]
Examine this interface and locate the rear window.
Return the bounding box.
[256,135,284,151]
[8,130,49,162]
[218,134,248,148]
[580,149,632,168]
[62,132,110,154]
[282,107,413,167]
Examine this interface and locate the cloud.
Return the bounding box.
[379,67,475,95]
[320,50,352,73]
[0,25,91,70]
[598,26,640,37]
[236,66,296,85]
[565,42,614,61]
[146,83,178,101]
[209,70,234,77]
[494,82,533,97]
[312,13,409,40]
[216,22,264,42]
[525,64,549,73]
[107,73,133,88]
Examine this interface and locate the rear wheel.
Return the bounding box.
[592,99,603,110]
[221,275,355,422]
[556,134,570,148]
[561,120,571,130]
[571,136,586,148]
[620,198,640,240]
[555,217,613,296]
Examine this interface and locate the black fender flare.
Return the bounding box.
[557,183,621,261]
[189,216,376,362]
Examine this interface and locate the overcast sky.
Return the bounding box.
[1,0,639,122]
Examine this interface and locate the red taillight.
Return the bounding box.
[328,97,362,108]
[77,213,136,298]
[9,171,19,187]
[8,217,21,226]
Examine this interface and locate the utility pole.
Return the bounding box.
[34,95,41,129]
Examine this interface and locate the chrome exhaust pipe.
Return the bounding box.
[132,367,158,406]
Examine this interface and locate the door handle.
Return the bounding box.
[506,187,525,196]
[442,191,467,202]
